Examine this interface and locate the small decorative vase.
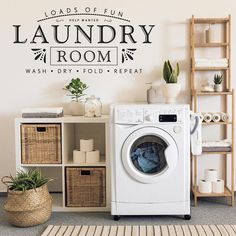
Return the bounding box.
[163,83,181,104]
[214,84,223,92]
[70,101,84,116]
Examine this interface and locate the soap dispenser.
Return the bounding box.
[146,82,157,104]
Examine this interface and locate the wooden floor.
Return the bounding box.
[41,225,236,236]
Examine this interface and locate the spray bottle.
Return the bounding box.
[146,82,157,104]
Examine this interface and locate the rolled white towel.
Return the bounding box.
[197,113,204,122]
[203,113,212,123]
[202,139,231,147]
[211,113,221,122]
[219,112,229,122]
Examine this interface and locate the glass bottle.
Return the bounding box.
[84,95,102,117]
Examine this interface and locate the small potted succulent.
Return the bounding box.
[64,78,88,116]
[213,74,224,92]
[163,60,181,103]
[1,169,52,227]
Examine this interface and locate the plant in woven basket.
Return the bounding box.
[64,78,88,116]
[213,74,224,92]
[162,60,181,103]
[3,169,52,192]
[1,169,53,227]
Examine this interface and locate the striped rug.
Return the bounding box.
[41,225,236,236]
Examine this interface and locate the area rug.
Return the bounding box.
[41,225,236,236]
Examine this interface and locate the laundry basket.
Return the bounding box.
[66,167,106,207]
[3,184,52,227]
[21,124,62,164]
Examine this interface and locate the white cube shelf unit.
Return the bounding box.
[15,115,111,212]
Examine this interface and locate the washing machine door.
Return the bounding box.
[122,126,178,183]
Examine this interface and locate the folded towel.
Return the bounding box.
[195,63,228,67]
[22,112,63,118]
[202,146,231,152]
[195,58,228,68]
[202,139,231,147]
[195,58,228,63]
[22,107,63,114]
[22,107,63,118]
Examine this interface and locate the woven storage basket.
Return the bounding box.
[21,124,61,164]
[4,185,52,227]
[66,167,106,207]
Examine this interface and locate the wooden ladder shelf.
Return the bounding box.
[190,15,234,206]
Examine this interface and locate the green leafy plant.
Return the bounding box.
[64,78,88,102]
[163,60,180,83]
[214,74,224,84]
[2,169,52,192]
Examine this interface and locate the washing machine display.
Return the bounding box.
[159,114,177,122]
[130,135,167,174]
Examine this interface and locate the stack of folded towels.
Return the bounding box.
[202,139,231,152]
[21,107,63,118]
[195,58,228,67]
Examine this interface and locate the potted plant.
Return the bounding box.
[163,60,181,103]
[214,74,224,92]
[1,169,52,227]
[64,78,88,116]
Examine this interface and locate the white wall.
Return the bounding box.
[0,0,235,191]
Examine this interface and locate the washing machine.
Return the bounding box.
[110,104,191,220]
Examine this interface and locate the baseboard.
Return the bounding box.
[0,192,7,197]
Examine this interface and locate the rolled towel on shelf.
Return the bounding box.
[198,179,212,193]
[197,113,204,122]
[219,112,229,122]
[203,113,212,123]
[211,113,221,123]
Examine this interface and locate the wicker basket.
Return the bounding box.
[21,124,61,164]
[66,167,106,207]
[3,185,52,227]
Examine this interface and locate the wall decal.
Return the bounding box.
[13,6,156,76]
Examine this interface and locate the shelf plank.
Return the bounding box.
[202,151,232,155]
[192,187,232,197]
[193,18,229,24]
[65,161,106,167]
[202,121,232,125]
[15,115,110,124]
[20,164,63,167]
[194,43,229,47]
[193,67,229,71]
[192,91,233,96]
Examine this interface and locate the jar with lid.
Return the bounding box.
[84,95,102,117]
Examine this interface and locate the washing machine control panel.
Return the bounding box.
[115,108,144,124]
[114,106,186,124]
[144,108,184,123]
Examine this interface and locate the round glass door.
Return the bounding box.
[122,127,178,183]
[130,135,168,175]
